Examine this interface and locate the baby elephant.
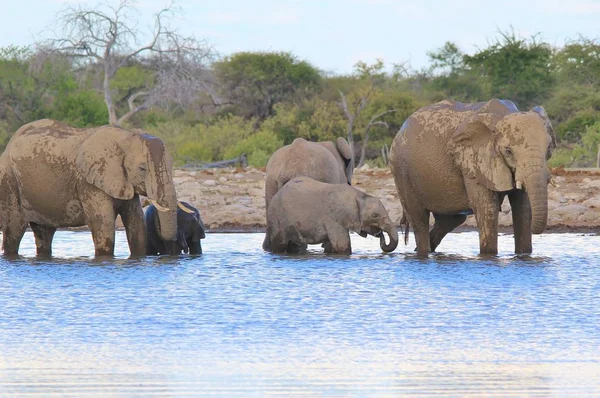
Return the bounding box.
[265,177,399,254]
[146,201,206,255]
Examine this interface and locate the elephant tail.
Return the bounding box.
[399,212,409,245]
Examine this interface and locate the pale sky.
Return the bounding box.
[2,0,600,74]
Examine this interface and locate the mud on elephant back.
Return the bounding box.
[264,177,398,255]
[0,119,178,257]
[389,99,556,256]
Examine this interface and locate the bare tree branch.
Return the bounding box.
[41,0,215,126]
[358,109,397,168]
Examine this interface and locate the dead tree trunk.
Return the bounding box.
[357,109,396,168]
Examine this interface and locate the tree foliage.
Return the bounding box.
[213,51,322,122]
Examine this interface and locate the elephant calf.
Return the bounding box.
[145,201,206,255]
[265,177,399,254]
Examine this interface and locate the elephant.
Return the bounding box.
[0,119,178,257]
[145,201,206,255]
[262,137,354,250]
[389,99,556,256]
[264,177,399,254]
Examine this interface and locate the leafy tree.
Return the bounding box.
[464,30,555,108]
[554,37,600,87]
[426,42,485,102]
[213,51,322,122]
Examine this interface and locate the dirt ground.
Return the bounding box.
[169,166,600,234]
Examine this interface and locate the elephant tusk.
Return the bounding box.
[150,200,171,212]
[178,202,196,214]
[516,180,523,190]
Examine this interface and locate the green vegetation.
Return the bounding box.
[2,28,600,167]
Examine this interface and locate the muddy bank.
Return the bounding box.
[169,166,600,234]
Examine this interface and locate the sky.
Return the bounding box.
[2,0,600,74]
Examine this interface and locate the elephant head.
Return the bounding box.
[320,137,354,184]
[76,127,178,241]
[356,195,399,252]
[175,202,205,254]
[452,104,556,234]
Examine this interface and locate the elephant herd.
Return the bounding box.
[0,97,557,257]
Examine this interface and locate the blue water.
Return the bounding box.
[1,231,599,396]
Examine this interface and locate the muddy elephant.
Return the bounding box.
[0,119,178,257]
[265,177,398,254]
[389,99,556,255]
[145,201,206,255]
[262,137,354,250]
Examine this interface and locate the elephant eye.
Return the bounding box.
[505,147,514,156]
[139,165,147,172]
[371,213,380,219]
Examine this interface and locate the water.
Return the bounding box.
[1,231,599,397]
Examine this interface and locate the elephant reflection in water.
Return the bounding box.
[145,201,206,255]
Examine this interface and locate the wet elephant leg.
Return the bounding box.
[325,223,351,254]
[287,241,307,254]
[464,178,500,255]
[430,214,467,252]
[81,192,117,257]
[120,197,147,257]
[2,219,27,256]
[30,222,57,257]
[509,189,532,254]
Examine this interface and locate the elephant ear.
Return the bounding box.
[336,137,354,185]
[193,218,206,241]
[531,105,557,150]
[76,129,134,200]
[452,114,514,192]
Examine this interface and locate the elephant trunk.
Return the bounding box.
[148,175,178,242]
[380,222,399,252]
[519,167,549,234]
[154,191,177,242]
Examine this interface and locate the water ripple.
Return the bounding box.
[0,231,599,396]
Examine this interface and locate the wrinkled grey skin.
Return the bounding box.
[389,99,556,256]
[145,201,205,255]
[265,177,399,254]
[0,119,178,257]
[262,137,354,250]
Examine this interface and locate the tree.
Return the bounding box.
[213,51,322,122]
[43,0,214,126]
[425,42,484,102]
[554,37,600,87]
[464,29,555,108]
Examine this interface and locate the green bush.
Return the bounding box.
[223,129,284,167]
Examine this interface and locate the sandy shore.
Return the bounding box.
[169,166,600,234]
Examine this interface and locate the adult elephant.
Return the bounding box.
[263,137,354,250]
[146,201,206,255]
[265,177,398,254]
[389,99,556,256]
[0,119,178,257]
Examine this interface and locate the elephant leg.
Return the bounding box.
[324,223,351,254]
[262,178,279,251]
[287,241,307,254]
[82,193,117,257]
[509,189,532,254]
[464,179,500,255]
[2,219,27,256]
[188,240,202,255]
[120,198,146,257]
[430,214,467,252]
[30,222,57,257]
